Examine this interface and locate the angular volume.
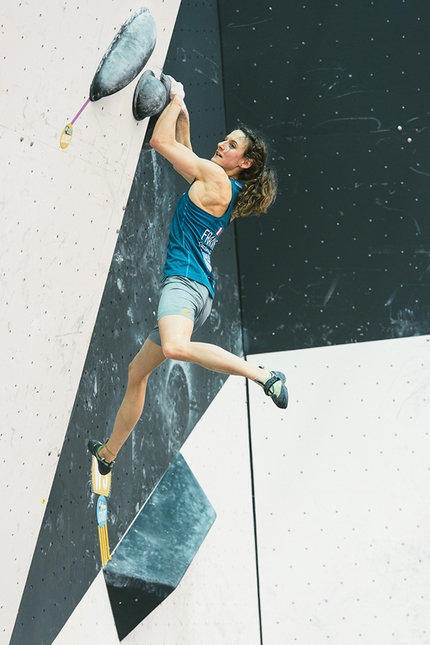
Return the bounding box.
[103,453,216,641]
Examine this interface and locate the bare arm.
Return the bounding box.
[150,80,232,215]
[175,104,192,151]
[173,104,194,182]
[150,97,218,184]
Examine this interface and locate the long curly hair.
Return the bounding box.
[232,124,278,220]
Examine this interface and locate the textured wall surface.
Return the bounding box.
[219,0,430,353]
[248,336,430,644]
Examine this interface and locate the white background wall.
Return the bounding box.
[250,336,430,645]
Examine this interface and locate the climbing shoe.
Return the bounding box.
[258,370,289,409]
[87,439,115,476]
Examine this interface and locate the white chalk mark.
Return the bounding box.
[194,67,219,84]
[385,289,398,307]
[265,284,285,304]
[323,274,341,307]
[331,89,380,100]
[193,49,220,66]
[312,116,383,131]
[227,18,273,28]
[375,199,421,234]
[412,216,421,234]
[192,50,220,84]
[410,166,430,177]
[305,65,346,73]
[322,81,340,96]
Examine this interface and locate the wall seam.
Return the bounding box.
[217,1,263,639]
[244,378,264,645]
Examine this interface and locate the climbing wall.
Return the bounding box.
[217,0,430,643]
[2,1,259,644]
[219,0,430,353]
[247,335,430,644]
[1,1,182,642]
[3,0,430,644]
[51,376,260,645]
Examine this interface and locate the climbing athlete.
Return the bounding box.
[88,76,288,475]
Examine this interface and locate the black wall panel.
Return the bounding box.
[10,3,241,644]
[218,0,430,353]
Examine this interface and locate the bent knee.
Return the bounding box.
[127,359,149,385]
[162,340,190,362]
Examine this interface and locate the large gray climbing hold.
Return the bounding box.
[90,7,157,102]
[103,452,216,641]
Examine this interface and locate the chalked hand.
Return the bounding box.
[164,75,185,105]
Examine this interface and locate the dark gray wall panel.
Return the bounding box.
[219,0,430,353]
[104,453,216,641]
[10,3,241,644]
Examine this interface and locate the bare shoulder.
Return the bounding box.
[189,163,233,217]
[195,157,226,182]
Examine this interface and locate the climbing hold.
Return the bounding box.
[90,7,157,102]
[132,71,171,121]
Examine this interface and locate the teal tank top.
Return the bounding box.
[163,178,243,298]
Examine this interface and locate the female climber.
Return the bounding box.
[88,76,288,475]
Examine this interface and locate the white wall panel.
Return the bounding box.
[248,336,430,645]
[52,376,260,645]
[0,2,180,642]
[52,574,119,645]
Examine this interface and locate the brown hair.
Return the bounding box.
[232,124,278,219]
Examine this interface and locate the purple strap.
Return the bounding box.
[71,98,90,125]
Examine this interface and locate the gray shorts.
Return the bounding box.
[147,276,213,346]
